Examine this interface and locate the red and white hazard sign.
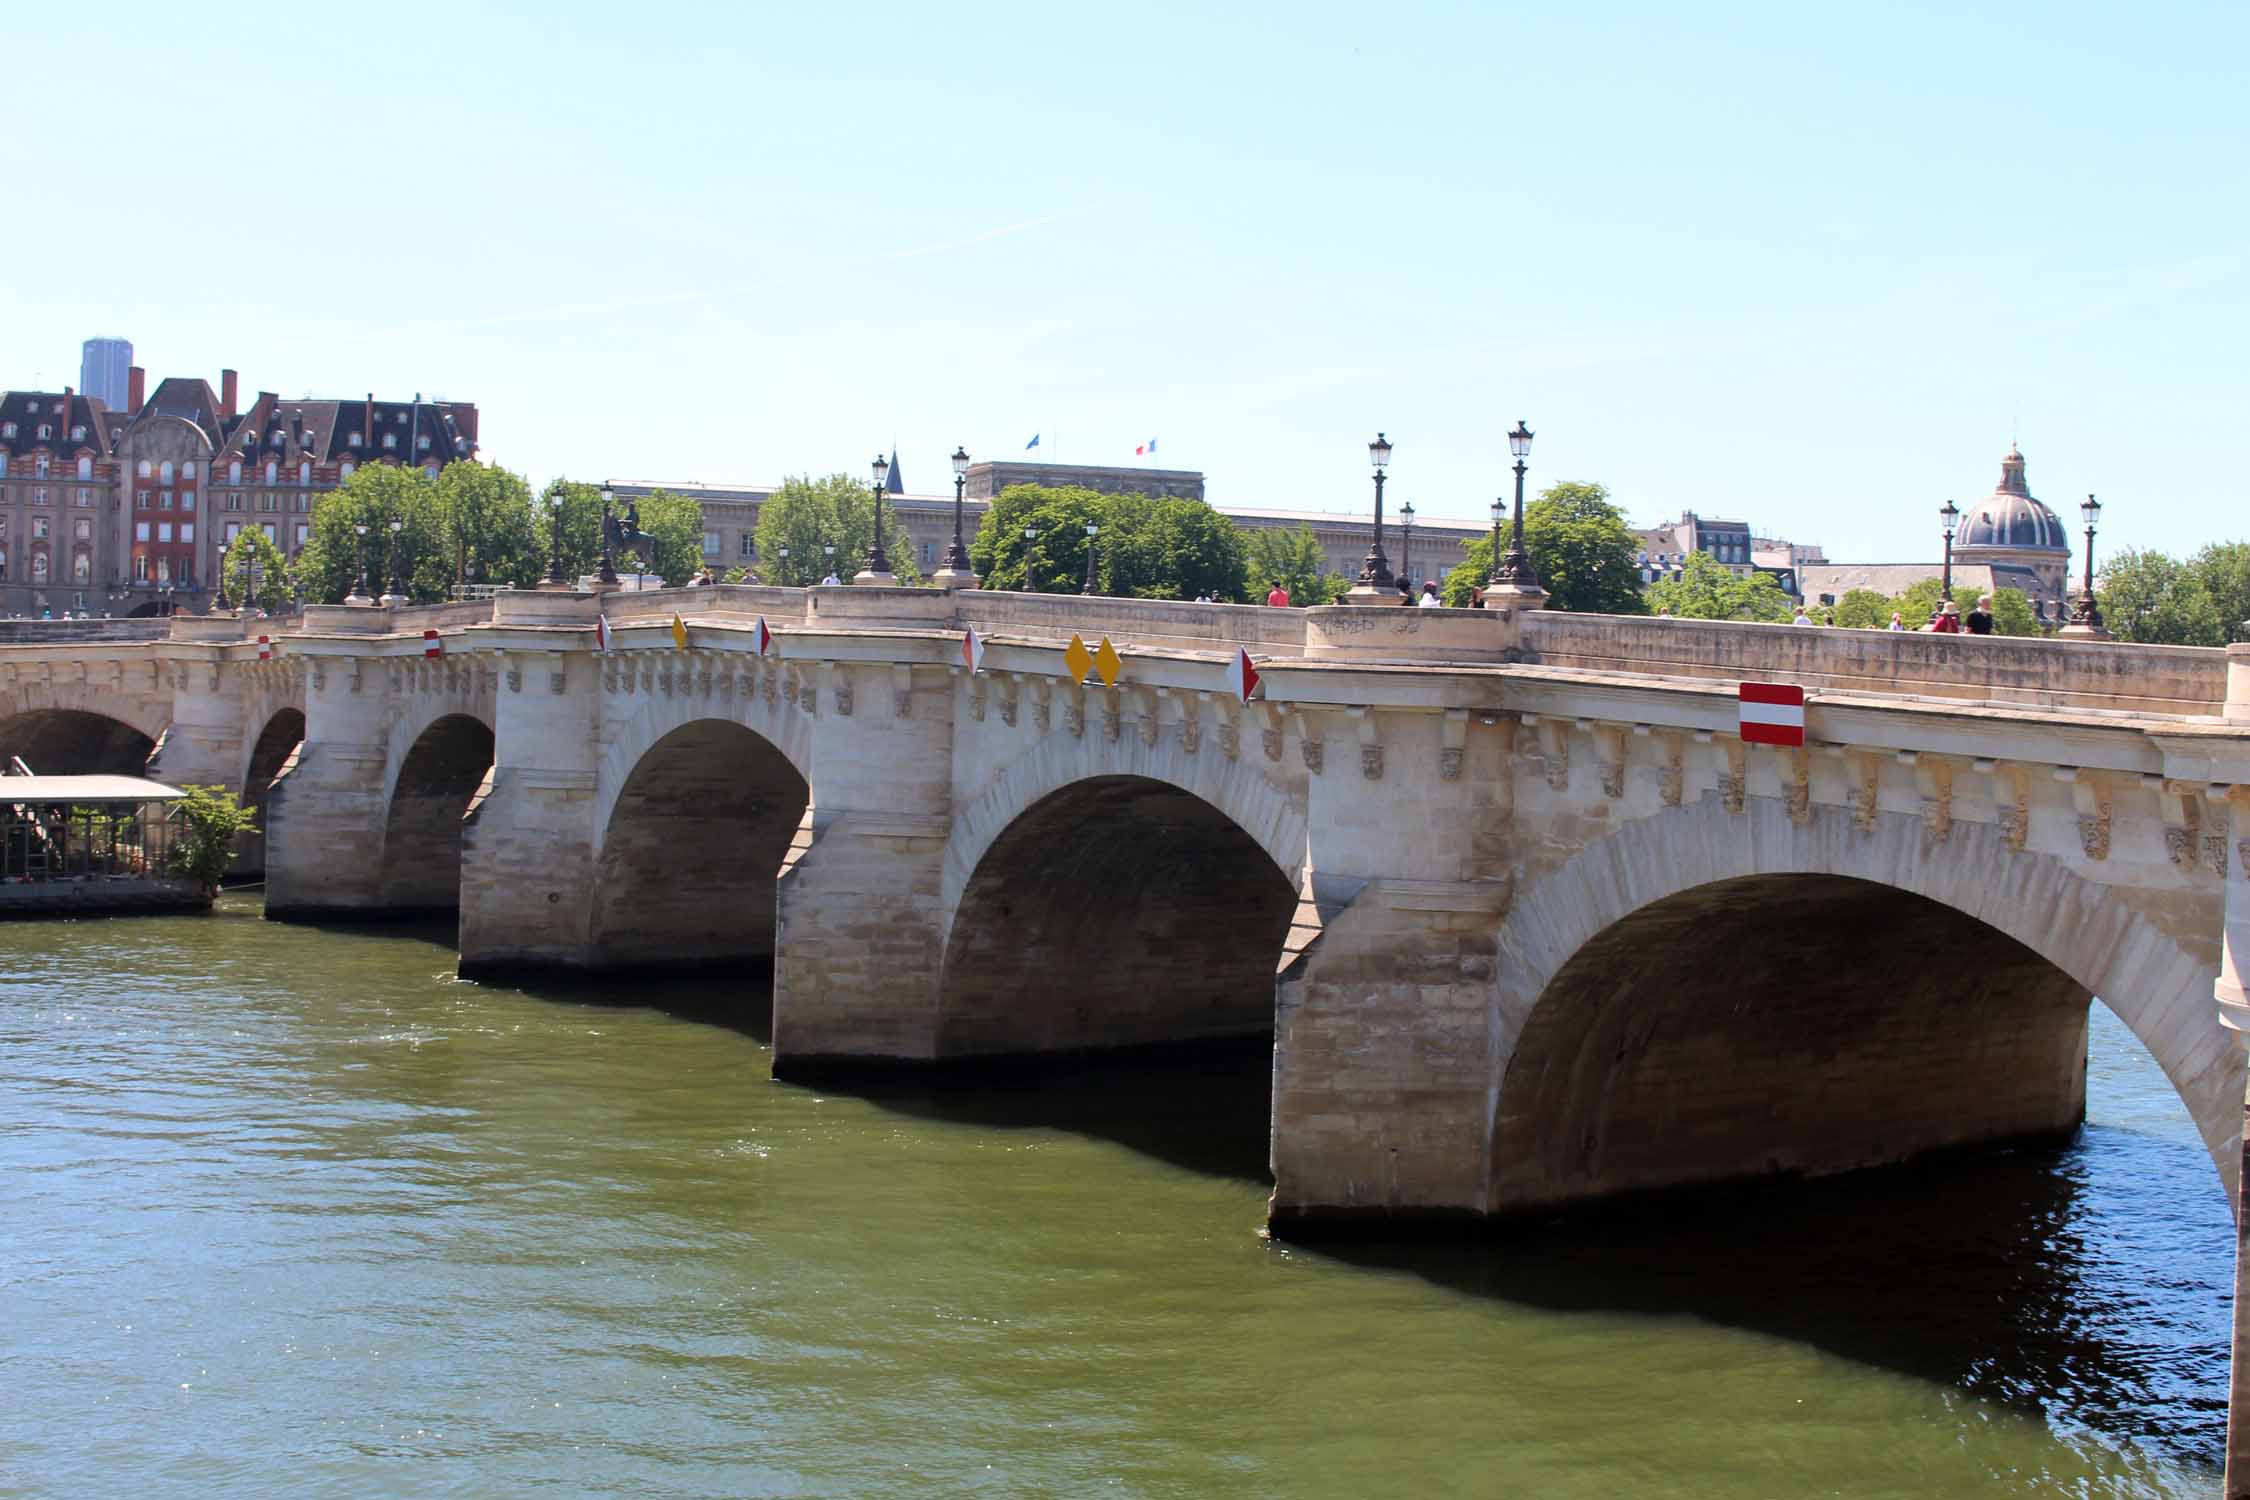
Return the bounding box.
[1737,682,1806,747]
[256,634,273,661]
[423,628,443,659]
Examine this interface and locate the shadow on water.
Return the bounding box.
[1295,1129,2229,1467]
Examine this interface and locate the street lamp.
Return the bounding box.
[1082,522,1100,596]
[1488,421,1546,606]
[937,445,977,585]
[385,516,406,602]
[822,543,836,583]
[1398,500,1415,593]
[1355,432,1395,591]
[860,453,893,581]
[776,544,790,585]
[2061,493,2109,639]
[1021,527,1040,592]
[349,522,372,604]
[1939,499,1960,603]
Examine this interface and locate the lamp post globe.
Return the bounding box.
[1082,522,1100,596]
[855,453,895,583]
[348,521,373,604]
[1487,420,1547,608]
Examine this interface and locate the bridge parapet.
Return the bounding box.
[1524,611,2231,717]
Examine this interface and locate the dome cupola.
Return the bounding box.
[1957,445,2068,553]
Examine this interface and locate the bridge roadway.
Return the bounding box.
[9,585,2250,1483]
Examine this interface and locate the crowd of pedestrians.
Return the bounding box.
[1791,594,1996,634]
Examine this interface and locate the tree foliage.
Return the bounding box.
[2191,541,2250,642]
[628,490,708,586]
[970,485,1248,601]
[1439,482,1644,613]
[296,461,548,604]
[164,785,257,896]
[1644,550,1796,622]
[1244,525,1350,605]
[2099,546,2227,646]
[751,473,922,586]
[216,528,292,612]
[1830,588,1894,630]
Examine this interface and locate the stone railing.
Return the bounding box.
[0,619,172,643]
[1520,612,2232,717]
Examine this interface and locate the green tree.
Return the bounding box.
[752,473,922,586]
[538,479,609,585]
[1986,588,2039,637]
[434,462,542,592]
[1439,483,1646,613]
[215,528,292,612]
[628,490,708,585]
[1243,525,1349,605]
[1830,588,1894,629]
[2099,547,2225,645]
[970,485,1245,600]
[1644,550,1796,622]
[2189,541,2250,642]
[164,785,258,897]
[296,463,441,604]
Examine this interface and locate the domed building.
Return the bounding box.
[1953,445,2072,616]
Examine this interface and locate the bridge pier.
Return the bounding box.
[2215,774,2250,1498]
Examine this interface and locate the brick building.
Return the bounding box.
[1,361,477,616]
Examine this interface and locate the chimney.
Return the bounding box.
[363,392,374,451]
[127,365,146,414]
[220,369,238,420]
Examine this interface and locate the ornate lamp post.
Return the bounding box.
[776,544,789,585]
[1487,420,1547,608]
[1349,432,1395,598]
[381,516,407,606]
[856,453,895,583]
[1398,500,1415,595]
[1021,527,1040,592]
[934,445,978,587]
[347,522,373,605]
[243,545,262,615]
[2060,493,2111,639]
[1939,499,1960,603]
[1080,522,1100,595]
[822,544,836,583]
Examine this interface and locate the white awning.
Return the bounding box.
[0,775,188,803]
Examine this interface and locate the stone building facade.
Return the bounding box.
[0,387,120,618]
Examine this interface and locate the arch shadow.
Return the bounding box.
[377,713,495,915]
[588,718,810,969]
[0,708,158,777]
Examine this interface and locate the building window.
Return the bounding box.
[155,556,170,583]
[257,495,278,513]
[228,460,242,484]
[181,523,195,544]
[33,518,50,540]
[76,456,91,479]
[72,488,92,508]
[181,489,196,511]
[0,423,14,439]
[702,531,722,557]
[157,523,174,543]
[260,523,277,543]
[740,534,755,559]
[34,425,51,441]
[417,434,431,451]
[72,519,90,542]
[295,523,310,548]
[383,434,397,450]
[159,461,173,484]
[30,488,47,506]
[135,522,150,542]
[0,546,8,578]
[226,493,243,512]
[34,456,50,478]
[71,550,90,584]
[340,462,355,480]
[184,461,198,479]
[70,425,86,441]
[298,461,311,486]
[159,491,175,510]
[224,522,241,544]
[921,541,934,566]
[31,550,49,581]
[264,461,278,486]
[347,431,361,448]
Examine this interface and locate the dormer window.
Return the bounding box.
[228,460,242,484]
[76,457,91,480]
[34,456,49,478]
[298,462,311,486]
[159,461,174,484]
[137,460,152,478]
[0,423,14,438]
[347,431,361,448]
[383,434,397,450]
[340,462,355,480]
[270,430,283,447]
[264,461,278,486]
[416,435,431,450]
[69,425,85,441]
[183,461,197,479]
[35,425,51,440]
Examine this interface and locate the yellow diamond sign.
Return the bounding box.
[1063,633,1093,683]
[1092,636,1122,688]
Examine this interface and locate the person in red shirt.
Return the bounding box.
[1265,581,1291,607]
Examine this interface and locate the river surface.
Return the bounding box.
[0,894,2233,1498]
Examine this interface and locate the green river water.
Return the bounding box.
[0,894,2233,1498]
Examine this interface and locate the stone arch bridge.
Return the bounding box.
[10,586,2250,1467]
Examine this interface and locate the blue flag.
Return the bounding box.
[1025,433,1040,450]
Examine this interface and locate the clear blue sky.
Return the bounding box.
[4,1,2242,566]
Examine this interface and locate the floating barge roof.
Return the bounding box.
[0,775,187,803]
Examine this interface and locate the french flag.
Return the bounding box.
[1135,438,1157,456]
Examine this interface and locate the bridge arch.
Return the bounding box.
[1484,795,2238,1214]
[587,716,810,966]
[377,712,496,912]
[0,706,161,777]
[934,771,1303,1058]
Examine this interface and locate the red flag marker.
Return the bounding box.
[755,615,774,656]
[1226,647,1261,703]
[595,614,613,653]
[1737,682,1806,747]
[256,634,272,661]
[960,625,985,675]
[422,628,442,659]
